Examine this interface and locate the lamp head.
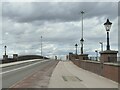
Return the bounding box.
[104,19,112,31]
[95,50,98,52]
[80,38,84,44]
[75,44,78,47]
[5,46,7,48]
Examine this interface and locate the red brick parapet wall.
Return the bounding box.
[71,60,120,83]
[103,63,119,82]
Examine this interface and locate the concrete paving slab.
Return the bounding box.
[48,61,118,88]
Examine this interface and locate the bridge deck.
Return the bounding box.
[9,60,118,88]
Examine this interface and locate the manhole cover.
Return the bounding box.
[62,76,82,82]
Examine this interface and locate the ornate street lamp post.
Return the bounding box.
[77,11,88,61]
[80,11,84,54]
[104,19,112,50]
[99,19,118,63]
[75,44,78,55]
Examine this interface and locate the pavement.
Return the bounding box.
[48,61,118,88]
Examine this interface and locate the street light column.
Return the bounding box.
[81,11,84,39]
[80,11,84,54]
[81,42,83,54]
[80,38,84,54]
[107,31,110,50]
[41,36,42,56]
[4,46,7,55]
[95,50,98,61]
[99,42,103,51]
[75,44,78,55]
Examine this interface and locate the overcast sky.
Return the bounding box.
[0,1,119,59]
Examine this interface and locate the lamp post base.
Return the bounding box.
[79,54,89,60]
[3,55,8,60]
[100,50,118,63]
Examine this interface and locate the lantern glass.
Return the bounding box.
[104,24,111,31]
[80,38,84,44]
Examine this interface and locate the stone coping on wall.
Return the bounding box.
[104,62,120,67]
[80,60,120,67]
[100,50,118,54]
[81,60,101,64]
[74,59,80,60]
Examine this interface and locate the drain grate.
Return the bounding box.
[62,76,82,82]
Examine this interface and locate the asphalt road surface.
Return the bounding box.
[2,59,57,88]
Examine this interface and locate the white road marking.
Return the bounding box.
[0,59,43,68]
[0,60,49,75]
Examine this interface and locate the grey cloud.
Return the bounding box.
[2,2,118,23]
